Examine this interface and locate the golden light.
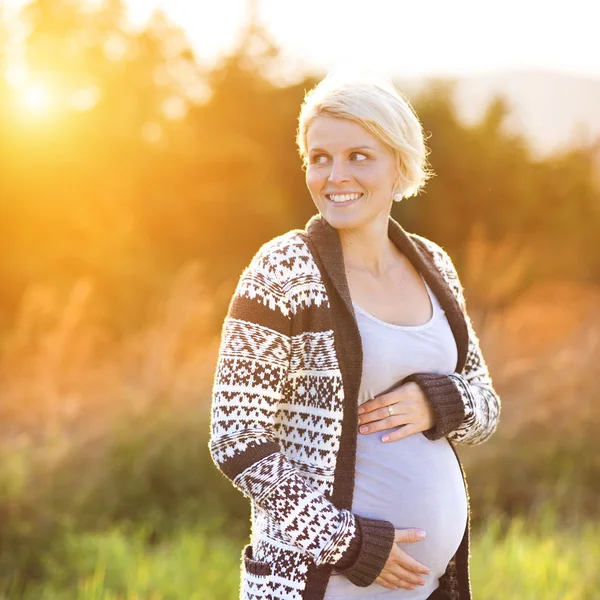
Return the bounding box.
[22,82,54,113]
[6,63,29,90]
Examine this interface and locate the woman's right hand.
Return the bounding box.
[374,528,430,591]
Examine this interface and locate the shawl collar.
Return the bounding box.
[303,213,469,374]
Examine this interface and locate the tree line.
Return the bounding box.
[1,0,599,332]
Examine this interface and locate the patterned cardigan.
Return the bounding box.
[208,213,501,600]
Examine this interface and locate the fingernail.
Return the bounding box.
[358,407,365,414]
[417,530,426,539]
[381,435,389,442]
[360,426,368,433]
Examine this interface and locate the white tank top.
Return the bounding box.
[324,275,467,599]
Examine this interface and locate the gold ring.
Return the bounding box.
[388,405,394,416]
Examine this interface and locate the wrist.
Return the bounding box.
[403,373,464,439]
[333,516,395,587]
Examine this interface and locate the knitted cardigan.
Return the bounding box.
[208,213,501,600]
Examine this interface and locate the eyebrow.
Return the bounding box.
[308,145,376,153]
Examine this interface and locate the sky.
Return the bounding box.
[2,0,599,79]
[122,0,600,79]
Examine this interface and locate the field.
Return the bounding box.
[7,514,599,600]
[1,268,599,599]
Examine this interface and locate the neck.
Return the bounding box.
[338,217,395,277]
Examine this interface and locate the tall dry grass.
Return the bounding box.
[457,224,600,521]
[0,263,219,437]
[0,263,237,589]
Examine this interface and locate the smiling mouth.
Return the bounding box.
[325,192,364,204]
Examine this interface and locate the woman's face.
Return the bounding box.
[305,115,397,232]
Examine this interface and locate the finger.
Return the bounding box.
[375,574,417,591]
[358,402,409,424]
[357,395,382,415]
[374,576,398,590]
[392,547,430,575]
[394,528,426,544]
[359,386,405,413]
[359,414,409,434]
[387,561,426,586]
[381,424,420,442]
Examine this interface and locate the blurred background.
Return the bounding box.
[0,0,599,598]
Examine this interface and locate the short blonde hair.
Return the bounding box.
[296,72,433,199]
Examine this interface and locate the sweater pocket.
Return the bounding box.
[241,543,272,599]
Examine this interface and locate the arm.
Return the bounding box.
[208,252,394,585]
[404,240,501,445]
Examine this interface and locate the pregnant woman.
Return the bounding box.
[209,72,501,600]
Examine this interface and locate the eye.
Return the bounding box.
[309,153,329,165]
[351,152,368,161]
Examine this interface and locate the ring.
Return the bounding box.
[388,405,394,416]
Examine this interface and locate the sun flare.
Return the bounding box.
[22,83,53,113]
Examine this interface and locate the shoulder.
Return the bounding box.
[409,233,454,268]
[229,231,308,320]
[408,232,465,303]
[241,229,329,314]
[246,229,319,286]
[409,232,459,277]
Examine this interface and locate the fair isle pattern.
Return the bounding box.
[236,235,330,316]
[251,507,325,600]
[289,331,340,372]
[211,232,359,600]
[233,452,356,563]
[412,234,501,445]
[210,319,290,465]
[210,224,500,600]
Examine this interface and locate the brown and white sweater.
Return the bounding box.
[208,213,501,600]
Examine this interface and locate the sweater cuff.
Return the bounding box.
[403,373,465,440]
[332,516,395,587]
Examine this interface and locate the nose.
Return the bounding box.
[327,159,351,184]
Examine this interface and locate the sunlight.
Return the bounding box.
[21,82,54,113]
[5,63,29,90]
[124,0,248,66]
[6,61,60,115]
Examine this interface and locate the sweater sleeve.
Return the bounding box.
[208,251,394,582]
[404,240,501,445]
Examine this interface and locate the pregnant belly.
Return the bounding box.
[356,431,467,575]
[325,432,468,598]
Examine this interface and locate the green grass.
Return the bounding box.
[9,516,600,599]
[17,525,241,600]
[470,514,600,599]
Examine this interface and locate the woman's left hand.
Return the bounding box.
[357,381,435,442]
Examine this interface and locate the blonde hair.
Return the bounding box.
[296,72,433,199]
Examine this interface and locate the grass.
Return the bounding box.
[7,514,598,600]
[17,524,241,600]
[471,514,600,599]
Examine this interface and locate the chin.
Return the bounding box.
[318,205,381,233]
[319,210,361,230]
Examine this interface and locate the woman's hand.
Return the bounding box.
[357,381,435,442]
[375,528,430,590]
